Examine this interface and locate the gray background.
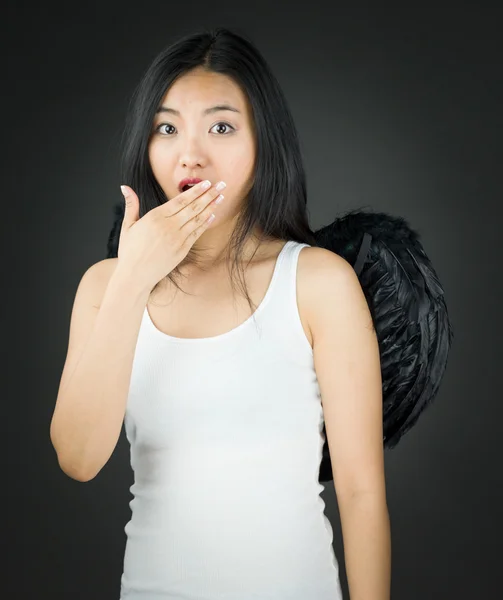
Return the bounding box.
[5,1,501,598]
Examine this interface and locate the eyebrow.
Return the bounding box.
[154,104,241,116]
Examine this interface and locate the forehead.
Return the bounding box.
[160,69,248,111]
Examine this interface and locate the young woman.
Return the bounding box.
[51,27,391,600]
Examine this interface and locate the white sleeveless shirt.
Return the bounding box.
[119,240,343,599]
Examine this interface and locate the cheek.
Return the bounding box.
[148,145,160,175]
[227,144,255,177]
[148,147,174,184]
[149,138,170,162]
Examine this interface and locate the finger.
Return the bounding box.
[159,179,213,216]
[120,185,140,228]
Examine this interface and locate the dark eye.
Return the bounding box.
[210,122,235,135]
[155,123,176,135]
[154,122,235,135]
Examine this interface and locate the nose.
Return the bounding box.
[178,136,207,169]
[179,156,205,169]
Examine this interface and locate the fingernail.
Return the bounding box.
[120,185,129,198]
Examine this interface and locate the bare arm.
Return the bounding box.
[338,493,391,600]
[50,263,151,482]
[307,248,391,598]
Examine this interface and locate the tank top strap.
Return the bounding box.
[260,240,313,358]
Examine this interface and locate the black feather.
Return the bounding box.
[314,210,454,482]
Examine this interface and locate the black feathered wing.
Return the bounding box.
[313,210,453,483]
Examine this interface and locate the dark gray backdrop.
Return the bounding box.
[5,2,502,599]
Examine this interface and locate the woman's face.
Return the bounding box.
[148,67,256,222]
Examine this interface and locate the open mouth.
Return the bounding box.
[180,182,200,193]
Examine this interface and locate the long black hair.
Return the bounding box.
[109,26,318,311]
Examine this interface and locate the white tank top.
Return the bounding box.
[119,240,343,600]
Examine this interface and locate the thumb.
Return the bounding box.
[120,185,140,228]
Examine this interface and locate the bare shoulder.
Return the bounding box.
[298,245,349,269]
[80,257,119,309]
[298,246,354,286]
[297,246,355,339]
[90,256,119,281]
